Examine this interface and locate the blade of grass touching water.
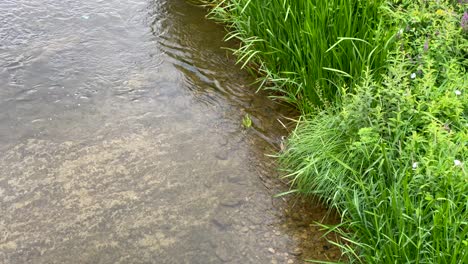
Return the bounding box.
[203,0,394,110]
[197,0,468,262]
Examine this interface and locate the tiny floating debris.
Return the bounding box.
[242,113,252,128]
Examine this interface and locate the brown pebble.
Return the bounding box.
[289,248,303,256]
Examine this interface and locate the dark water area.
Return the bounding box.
[0,0,340,263]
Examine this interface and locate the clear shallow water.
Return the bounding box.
[0,0,340,263]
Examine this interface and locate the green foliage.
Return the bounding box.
[242,113,252,128]
[207,0,395,111]
[280,1,468,262]
[197,0,468,262]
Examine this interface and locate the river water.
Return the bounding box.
[0,0,340,263]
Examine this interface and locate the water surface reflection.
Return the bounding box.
[0,0,340,263]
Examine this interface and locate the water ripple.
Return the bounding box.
[0,0,324,263]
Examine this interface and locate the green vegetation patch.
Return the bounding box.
[280,1,468,262]
[207,0,395,110]
[198,0,467,262]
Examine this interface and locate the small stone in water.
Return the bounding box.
[215,151,228,160]
[268,248,276,254]
[289,248,303,256]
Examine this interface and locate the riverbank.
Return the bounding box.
[200,0,468,262]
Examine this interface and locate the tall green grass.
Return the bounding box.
[197,0,468,262]
[207,0,395,111]
[280,1,468,262]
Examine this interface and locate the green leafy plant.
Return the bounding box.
[206,0,396,111]
[197,0,468,262]
[242,113,252,128]
[280,1,468,262]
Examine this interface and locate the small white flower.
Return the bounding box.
[455,90,462,96]
[454,160,462,166]
[412,162,418,170]
[410,73,416,79]
[398,29,404,35]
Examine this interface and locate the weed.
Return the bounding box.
[207,0,395,111]
[280,1,468,262]
[242,113,252,128]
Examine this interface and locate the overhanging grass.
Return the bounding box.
[197,0,468,262]
[280,1,468,262]
[207,0,395,111]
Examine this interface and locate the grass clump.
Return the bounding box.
[196,0,467,262]
[207,0,395,110]
[280,1,468,262]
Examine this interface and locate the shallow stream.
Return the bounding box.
[0,0,340,263]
